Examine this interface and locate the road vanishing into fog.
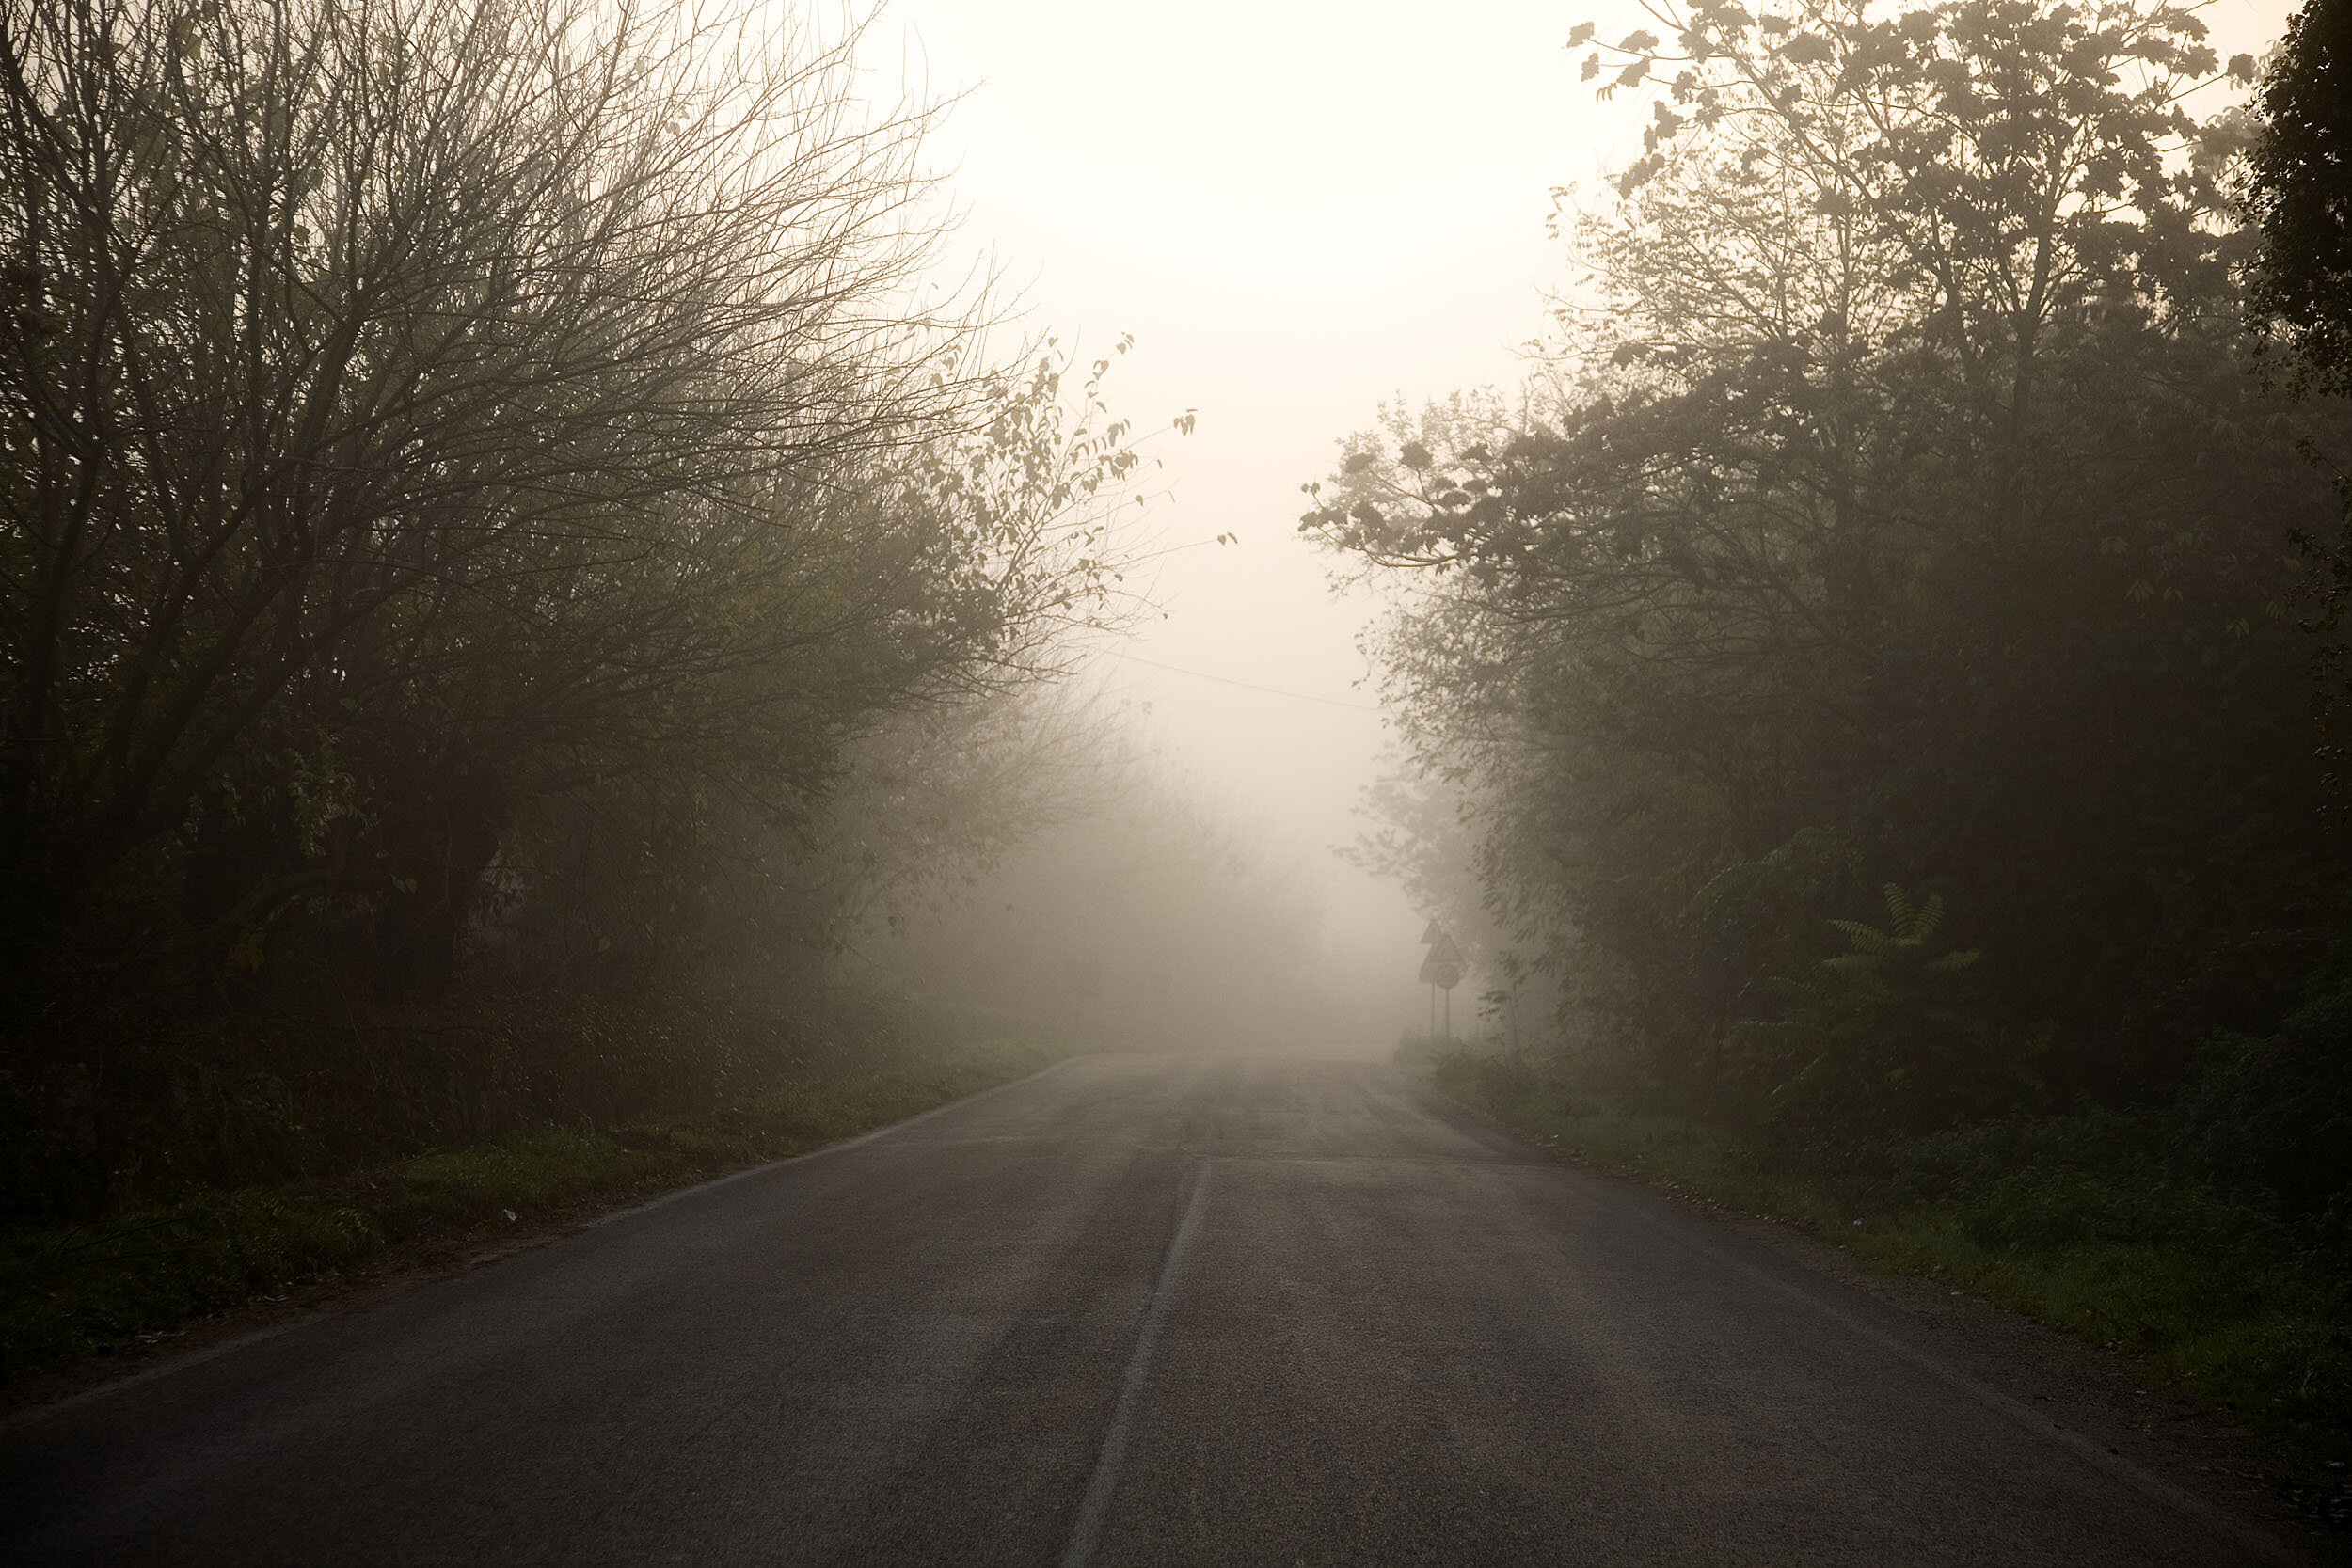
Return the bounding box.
[0,1051,2310,1566]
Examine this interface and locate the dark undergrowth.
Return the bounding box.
[0,1022,1065,1390]
[1430,1046,2352,1461]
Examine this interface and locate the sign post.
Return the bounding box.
[1416,928,1465,1041]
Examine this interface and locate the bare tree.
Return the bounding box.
[0,0,1134,992]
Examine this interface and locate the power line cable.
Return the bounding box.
[1102,650,1385,712]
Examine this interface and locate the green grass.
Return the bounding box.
[1436,1056,2352,1450]
[0,1037,1066,1386]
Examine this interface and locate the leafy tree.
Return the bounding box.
[1312,0,2350,1130]
[2241,0,2352,790]
[2246,0,2352,397]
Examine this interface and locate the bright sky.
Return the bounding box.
[878,0,2302,1008]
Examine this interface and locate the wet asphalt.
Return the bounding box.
[0,1050,2304,1565]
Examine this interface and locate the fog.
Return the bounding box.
[878,0,2300,1042]
[19,0,2352,1542]
[867,0,1610,1036]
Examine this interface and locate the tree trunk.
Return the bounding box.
[373,769,507,1006]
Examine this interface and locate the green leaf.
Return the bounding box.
[1777,32,1836,66]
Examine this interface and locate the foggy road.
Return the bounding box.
[0,1052,2301,1566]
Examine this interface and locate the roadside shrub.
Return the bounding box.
[0,988,1003,1225]
[1730,887,2044,1148]
[2187,974,2352,1234]
[1431,1042,1589,1118]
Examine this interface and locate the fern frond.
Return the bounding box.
[1911,895,1946,942]
[1828,918,1892,953]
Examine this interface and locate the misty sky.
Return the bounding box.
[885,0,2299,983]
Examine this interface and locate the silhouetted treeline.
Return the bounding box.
[1313,0,2352,1240]
[0,0,1152,1217]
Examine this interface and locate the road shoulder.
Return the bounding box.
[1417,1073,2350,1564]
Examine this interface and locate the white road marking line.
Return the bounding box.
[586,1054,1090,1225]
[1060,1156,1216,1568]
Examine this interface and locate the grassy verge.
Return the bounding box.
[1434,1053,2352,1454]
[1,1036,1065,1387]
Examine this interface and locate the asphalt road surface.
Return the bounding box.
[0,1051,2308,1565]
